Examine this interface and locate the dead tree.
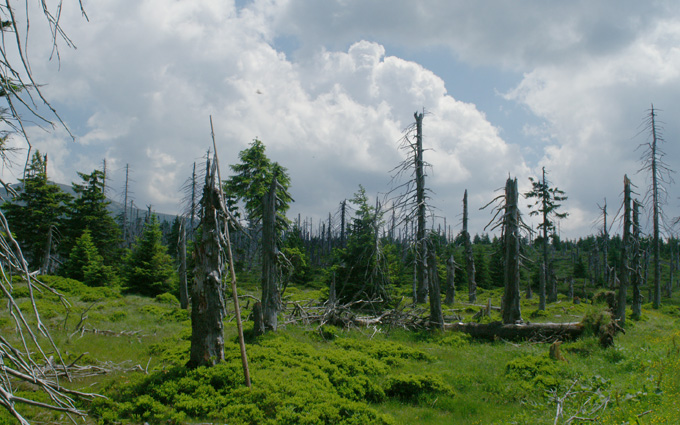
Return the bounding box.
[389,110,432,304]
[261,168,282,332]
[189,156,227,368]
[444,254,456,304]
[462,189,477,302]
[427,241,444,329]
[616,176,632,326]
[598,200,610,288]
[178,219,189,309]
[414,111,428,303]
[502,178,522,324]
[638,105,673,309]
[631,200,643,319]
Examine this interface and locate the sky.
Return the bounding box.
[3,0,680,240]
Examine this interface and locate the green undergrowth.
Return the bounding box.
[2,274,680,424]
[92,331,448,424]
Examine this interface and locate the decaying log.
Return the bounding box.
[444,321,584,342]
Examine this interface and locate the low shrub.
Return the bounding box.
[384,374,454,403]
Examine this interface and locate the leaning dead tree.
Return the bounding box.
[0,215,97,422]
[0,1,97,422]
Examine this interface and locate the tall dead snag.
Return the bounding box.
[444,254,456,304]
[414,111,428,303]
[178,219,189,310]
[616,176,632,326]
[596,199,610,287]
[502,178,522,324]
[428,241,444,329]
[638,105,673,309]
[631,200,642,319]
[261,168,281,332]
[189,156,226,368]
[462,189,477,303]
[389,110,431,304]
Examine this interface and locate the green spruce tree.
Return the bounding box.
[64,169,121,266]
[62,229,117,287]
[123,214,175,296]
[2,151,71,272]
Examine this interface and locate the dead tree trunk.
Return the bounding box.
[502,178,522,324]
[444,254,456,305]
[463,189,477,303]
[261,170,281,332]
[189,157,226,368]
[539,262,547,311]
[178,220,189,310]
[616,176,631,326]
[41,224,53,275]
[428,242,444,329]
[631,200,642,319]
[414,111,428,303]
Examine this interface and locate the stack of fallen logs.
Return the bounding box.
[279,298,621,344]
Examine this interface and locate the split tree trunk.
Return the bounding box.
[189,158,226,368]
[631,200,642,319]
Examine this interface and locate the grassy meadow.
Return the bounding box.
[1,274,680,424]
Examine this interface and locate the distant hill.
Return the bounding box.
[0,181,178,224]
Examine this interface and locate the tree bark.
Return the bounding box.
[444,321,584,341]
[463,189,477,303]
[189,158,225,368]
[428,243,444,329]
[444,254,455,305]
[178,220,189,310]
[616,176,631,326]
[261,171,281,331]
[414,111,428,304]
[539,262,547,311]
[502,178,522,324]
[631,200,642,319]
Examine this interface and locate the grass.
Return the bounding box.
[1,275,680,424]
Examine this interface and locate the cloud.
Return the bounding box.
[2,0,526,239]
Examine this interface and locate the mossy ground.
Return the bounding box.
[1,276,679,424]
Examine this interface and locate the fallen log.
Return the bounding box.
[444,321,584,342]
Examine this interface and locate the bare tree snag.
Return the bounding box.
[631,200,642,319]
[616,176,632,326]
[414,111,428,303]
[539,262,547,311]
[502,178,522,324]
[189,156,226,368]
[444,254,456,305]
[463,189,477,303]
[178,219,189,310]
[428,242,444,329]
[261,169,281,331]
